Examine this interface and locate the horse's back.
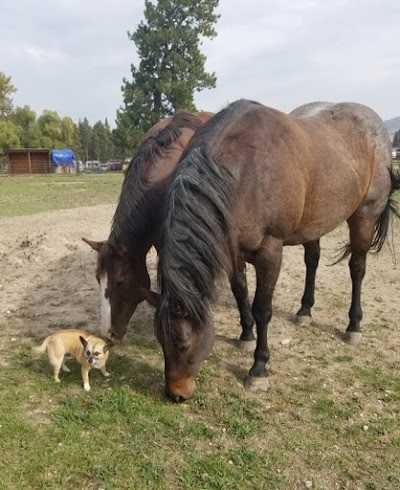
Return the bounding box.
[194,111,214,124]
[290,101,392,220]
[193,99,393,247]
[291,101,391,169]
[140,110,213,184]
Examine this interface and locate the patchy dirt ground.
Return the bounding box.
[0,203,399,384]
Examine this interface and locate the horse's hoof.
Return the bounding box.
[244,375,269,392]
[343,331,362,346]
[296,314,313,327]
[237,339,256,352]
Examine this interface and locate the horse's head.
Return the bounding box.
[144,291,215,402]
[83,238,150,341]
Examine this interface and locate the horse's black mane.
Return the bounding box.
[110,110,204,251]
[156,100,260,335]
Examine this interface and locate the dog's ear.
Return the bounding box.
[82,238,105,252]
[79,336,88,349]
[103,343,113,353]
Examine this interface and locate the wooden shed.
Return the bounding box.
[7,148,52,174]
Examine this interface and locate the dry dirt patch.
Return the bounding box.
[0,204,399,384]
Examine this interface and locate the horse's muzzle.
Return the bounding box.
[108,330,127,343]
[166,377,196,403]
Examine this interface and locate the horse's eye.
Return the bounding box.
[116,281,124,288]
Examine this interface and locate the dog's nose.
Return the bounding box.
[88,358,94,364]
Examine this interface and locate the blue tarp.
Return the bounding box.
[51,149,75,167]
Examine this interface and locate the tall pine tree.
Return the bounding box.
[115,0,219,156]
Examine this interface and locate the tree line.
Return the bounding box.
[0,72,115,164]
[0,0,220,165]
[2,0,398,168]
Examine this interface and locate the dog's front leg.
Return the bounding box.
[81,366,91,391]
[100,366,110,378]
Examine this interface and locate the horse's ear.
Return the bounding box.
[107,242,128,258]
[82,238,105,252]
[170,299,189,318]
[139,289,160,308]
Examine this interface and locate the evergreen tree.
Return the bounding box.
[77,118,93,162]
[116,0,219,155]
[103,119,115,161]
[91,120,115,162]
[393,129,400,148]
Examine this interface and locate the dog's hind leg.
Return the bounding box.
[48,354,64,383]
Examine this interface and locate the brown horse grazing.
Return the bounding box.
[82,110,217,340]
[147,99,400,402]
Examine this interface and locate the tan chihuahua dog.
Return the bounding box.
[32,329,111,391]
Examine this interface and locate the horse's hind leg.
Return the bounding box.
[244,237,283,392]
[230,261,255,351]
[296,240,320,326]
[344,217,376,345]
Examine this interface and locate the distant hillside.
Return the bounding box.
[384,116,400,135]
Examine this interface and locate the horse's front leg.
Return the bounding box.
[296,240,320,326]
[244,237,283,392]
[230,260,255,351]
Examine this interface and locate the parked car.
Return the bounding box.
[100,162,109,172]
[107,160,123,171]
[392,148,400,160]
[74,160,84,172]
[86,160,101,171]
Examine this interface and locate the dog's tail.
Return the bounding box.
[31,337,50,358]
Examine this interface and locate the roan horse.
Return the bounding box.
[146,99,400,402]
[83,110,215,340]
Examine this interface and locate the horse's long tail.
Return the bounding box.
[334,167,400,263]
[31,336,50,358]
[371,168,400,253]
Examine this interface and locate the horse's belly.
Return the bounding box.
[284,215,346,245]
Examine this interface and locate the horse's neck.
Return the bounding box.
[110,216,155,258]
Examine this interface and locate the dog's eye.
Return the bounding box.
[94,352,100,356]
[86,350,90,356]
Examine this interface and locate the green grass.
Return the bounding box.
[0,173,124,217]
[1,175,400,489]
[2,337,399,490]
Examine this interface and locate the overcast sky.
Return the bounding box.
[2,0,399,126]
